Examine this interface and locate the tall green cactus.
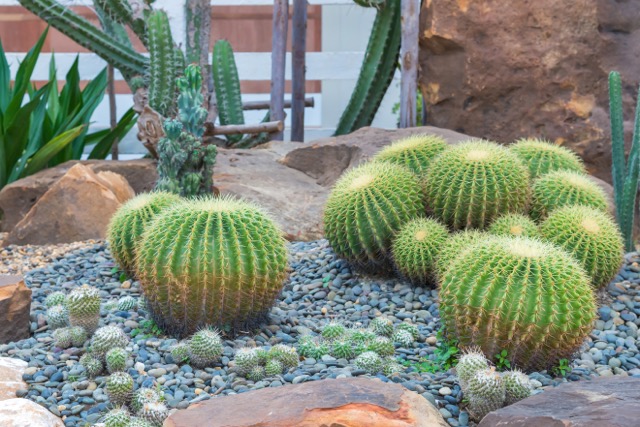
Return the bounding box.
[94,0,147,45]
[147,10,177,117]
[212,40,245,145]
[334,0,401,135]
[609,71,640,252]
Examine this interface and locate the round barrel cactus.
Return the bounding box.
[391,217,449,286]
[435,230,489,277]
[509,138,585,179]
[488,214,539,238]
[425,140,530,230]
[440,236,596,371]
[324,162,424,273]
[540,205,624,288]
[136,196,288,337]
[372,134,447,176]
[530,171,609,220]
[107,192,181,275]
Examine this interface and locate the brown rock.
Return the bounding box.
[3,164,134,246]
[0,276,31,344]
[0,398,64,427]
[0,159,156,232]
[95,171,135,203]
[419,0,640,183]
[479,376,640,427]
[164,377,448,427]
[0,358,28,401]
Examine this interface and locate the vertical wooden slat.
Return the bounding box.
[270,0,289,140]
[399,0,419,128]
[108,64,118,160]
[291,0,308,142]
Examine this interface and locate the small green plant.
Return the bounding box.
[131,319,164,339]
[552,358,571,377]
[404,331,459,373]
[495,349,511,370]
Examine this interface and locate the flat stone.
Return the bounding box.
[0,357,28,401]
[0,276,31,344]
[479,376,640,427]
[0,398,64,427]
[165,377,448,427]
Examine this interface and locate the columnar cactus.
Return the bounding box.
[435,230,489,277]
[323,162,424,273]
[91,326,129,359]
[136,197,288,337]
[391,218,449,286]
[188,329,224,368]
[466,368,506,421]
[425,140,530,230]
[107,192,181,275]
[541,205,624,288]
[106,372,134,406]
[66,285,101,335]
[372,134,448,176]
[440,237,596,371]
[530,171,609,220]
[509,138,586,179]
[488,214,539,238]
[106,347,129,373]
[146,10,176,116]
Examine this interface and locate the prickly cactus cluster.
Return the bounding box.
[66,284,101,335]
[231,344,300,381]
[167,328,224,369]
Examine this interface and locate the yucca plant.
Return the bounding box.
[0,29,136,190]
[609,71,640,252]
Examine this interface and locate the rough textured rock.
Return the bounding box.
[0,159,156,231]
[0,398,64,427]
[0,276,31,345]
[479,376,640,427]
[419,0,640,183]
[0,358,27,401]
[165,377,448,427]
[3,164,134,246]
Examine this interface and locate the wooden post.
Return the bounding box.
[399,0,420,128]
[270,0,289,141]
[108,64,118,160]
[291,0,307,142]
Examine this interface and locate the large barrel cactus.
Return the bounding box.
[435,230,489,277]
[372,134,447,176]
[540,205,624,288]
[136,196,288,337]
[425,140,530,230]
[439,236,596,371]
[107,192,181,275]
[323,162,424,273]
[509,138,586,179]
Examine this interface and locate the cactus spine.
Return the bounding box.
[155,65,217,197]
[372,134,448,176]
[212,40,245,145]
[440,237,596,371]
[509,138,586,179]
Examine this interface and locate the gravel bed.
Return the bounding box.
[0,239,639,427]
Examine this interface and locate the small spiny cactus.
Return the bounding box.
[354,351,383,374]
[466,368,506,421]
[53,328,73,348]
[188,328,223,368]
[106,347,129,373]
[509,138,585,179]
[502,370,532,405]
[131,387,162,414]
[102,407,131,427]
[117,296,138,312]
[106,372,134,406]
[46,305,69,330]
[248,365,266,382]
[321,321,347,340]
[395,322,419,340]
[265,359,284,376]
[369,317,394,337]
[79,353,103,378]
[91,325,129,359]
[66,285,101,335]
[44,291,67,308]
[382,358,405,377]
[331,339,355,360]
[391,329,414,347]
[372,134,448,176]
[170,342,190,365]
[367,336,395,357]
[456,348,490,389]
[233,348,259,376]
[127,417,156,427]
[267,344,299,370]
[69,326,88,347]
[138,401,169,426]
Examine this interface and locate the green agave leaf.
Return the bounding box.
[0,38,11,111]
[88,107,137,159]
[19,125,86,180]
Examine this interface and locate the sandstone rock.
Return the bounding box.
[0,276,31,344]
[479,376,640,427]
[164,377,448,427]
[95,171,135,203]
[419,0,640,183]
[0,358,27,401]
[0,398,64,427]
[0,159,156,231]
[3,164,134,246]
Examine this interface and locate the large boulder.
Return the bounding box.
[419,0,640,183]
[479,376,640,427]
[164,377,448,427]
[0,398,64,427]
[0,276,31,344]
[0,358,27,401]
[0,159,156,231]
[3,164,134,246]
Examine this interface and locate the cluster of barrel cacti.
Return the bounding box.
[456,349,532,421]
[45,285,102,349]
[232,344,300,381]
[324,134,625,371]
[101,386,169,427]
[168,328,224,369]
[107,191,288,338]
[294,318,417,375]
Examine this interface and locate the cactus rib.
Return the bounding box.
[19,0,147,78]
[147,10,177,116]
[334,0,401,135]
[212,40,245,144]
[94,0,147,45]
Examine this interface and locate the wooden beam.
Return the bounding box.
[242,97,314,111]
[291,0,308,142]
[399,0,420,128]
[270,0,289,140]
[213,120,284,135]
